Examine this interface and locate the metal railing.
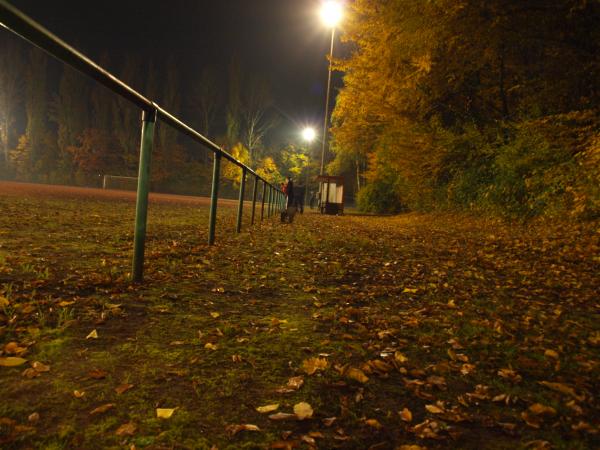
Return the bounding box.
[0,0,286,282]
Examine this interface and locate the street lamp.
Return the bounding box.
[319,1,343,176]
[302,127,316,143]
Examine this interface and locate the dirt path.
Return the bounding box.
[0,192,599,449]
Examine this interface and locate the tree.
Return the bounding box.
[23,48,49,178]
[67,128,123,176]
[112,57,142,174]
[0,38,23,174]
[49,66,90,180]
[191,65,222,139]
[241,74,276,166]
[331,0,600,216]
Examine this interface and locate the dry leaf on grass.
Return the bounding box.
[346,367,369,384]
[256,404,279,413]
[31,361,50,372]
[538,381,584,401]
[90,403,115,415]
[115,421,137,436]
[210,312,220,319]
[22,368,40,378]
[86,329,98,339]
[115,383,134,395]
[226,423,260,436]
[425,404,445,414]
[394,351,408,364]
[365,418,382,429]
[400,407,413,422]
[268,412,297,420]
[528,403,556,416]
[88,368,108,379]
[293,402,313,420]
[302,357,328,375]
[0,357,27,367]
[156,408,176,419]
[204,343,218,351]
[73,390,85,398]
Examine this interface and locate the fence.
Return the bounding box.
[0,0,286,282]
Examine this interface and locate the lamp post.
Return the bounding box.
[302,127,316,207]
[319,1,343,176]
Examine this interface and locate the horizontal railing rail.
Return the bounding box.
[0,0,286,282]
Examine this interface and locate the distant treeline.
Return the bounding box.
[331,0,600,219]
[0,35,311,195]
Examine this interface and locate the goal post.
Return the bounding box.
[102,175,139,191]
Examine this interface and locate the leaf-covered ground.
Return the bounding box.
[1,188,599,449]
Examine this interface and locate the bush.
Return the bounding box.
[356,178,406,214]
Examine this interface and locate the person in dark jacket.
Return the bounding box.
[285,177,294,208]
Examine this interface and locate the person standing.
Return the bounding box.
[285,177,294,208]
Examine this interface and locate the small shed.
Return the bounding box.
[317,175,344,215]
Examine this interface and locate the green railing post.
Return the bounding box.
[251,175,258,225]
[260,181,266,221]
[236,168,246,233]
[132,108,157,282]
[268,186,272,217]
[208,152,221,245]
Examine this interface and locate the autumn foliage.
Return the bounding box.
[332,0,600,218]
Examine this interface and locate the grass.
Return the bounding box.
[0,190,599,449]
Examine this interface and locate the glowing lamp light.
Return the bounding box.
[320,1,343,28]
[302,127,317,142]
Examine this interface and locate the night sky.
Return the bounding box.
[7,0,346,142]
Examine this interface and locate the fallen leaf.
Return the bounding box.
[528,403,556,416]
[538,381,584,401]
[287,376,304,390]
[268,412,297,420]
[115,421,137,436]
[544,349,559,359]
[301,435,316,445]
[156,408,176,419]
[210,312,220,319]
[204,343,218,351]
[4,342,26,355]
[256,404,279,413]
[425,404,445,414]
[0,357,27,367]
[28,412,40,422]
[400,407,413,422]
[57,300,75,307]
[322,417,337,427]
[31,361,50,372]
[403,288,418,293]
[226,423,260,436]
[394,351,408,364]
[90,403,115,415]
[346,367,369,384]
[73,390,86,398]
[86,329,98,339]
[460,363,476,375]
[88,368,108,379]
[498,368,522,383]
[22,368,40,378]
[302,357,328,375]
[365,418,382,429]
[294,402,314,420]
[115,383,134,395]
